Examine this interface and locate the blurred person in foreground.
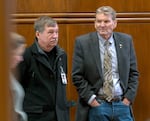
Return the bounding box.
[18,16,70,121]
[10,32,27,121]
[72,6,139,121]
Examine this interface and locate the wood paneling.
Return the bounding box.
[15,0,67,13]
[11,1,150,121]
[0,0,14,121]
[15,0,150,13]
[67,0,150,12]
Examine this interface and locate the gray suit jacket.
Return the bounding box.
[72,32,139,121]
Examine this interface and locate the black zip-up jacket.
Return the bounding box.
[18,41,70,121]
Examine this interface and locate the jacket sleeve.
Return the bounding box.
[72,38,95,103]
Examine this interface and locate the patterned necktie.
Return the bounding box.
[103,41,113,101]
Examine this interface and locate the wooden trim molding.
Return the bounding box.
[11,12,150,23]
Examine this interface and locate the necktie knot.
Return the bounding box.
[104,40,111,48]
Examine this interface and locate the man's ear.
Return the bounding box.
[35,31,40,38]
[113,20,117,29]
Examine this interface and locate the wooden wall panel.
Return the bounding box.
[11,0,150,121]
[67,0,150,12]
[15,0,67,13]
[12,24,35,45]
[0,0,14,120]
[0,1,10,120]
[15,0,150,13]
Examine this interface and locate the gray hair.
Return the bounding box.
[34,16,57,32]
[96,6,116,20]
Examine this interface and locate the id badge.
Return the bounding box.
[60,66,67,84]
[61,72,67,84]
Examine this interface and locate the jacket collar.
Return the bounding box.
[29,38,65,70]
[31,37,64,57]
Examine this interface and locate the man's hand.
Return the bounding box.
[90,98,100,107]
[122,98,130,106]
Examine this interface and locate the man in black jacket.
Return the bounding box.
[18,16,70,121]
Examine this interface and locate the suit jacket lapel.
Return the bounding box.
[113,33,124,79]
[90,32,103,78]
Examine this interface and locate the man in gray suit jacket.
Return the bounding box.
[72,6,139,121]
